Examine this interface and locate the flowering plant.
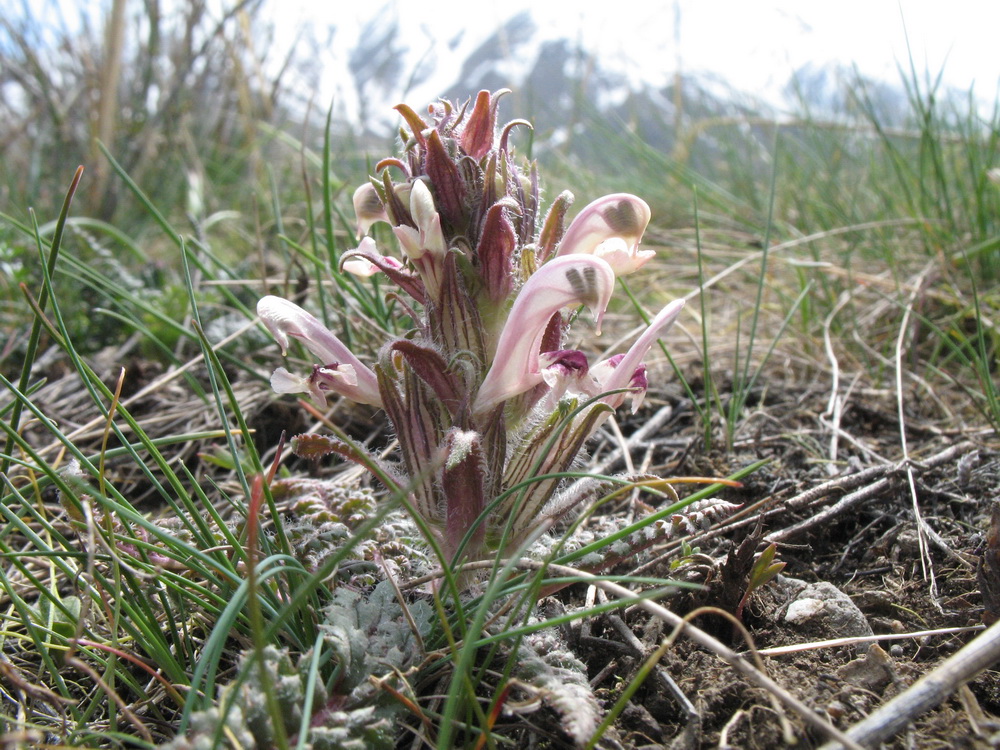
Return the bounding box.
[258,90,684,567]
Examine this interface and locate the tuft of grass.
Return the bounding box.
[564,60,998,450]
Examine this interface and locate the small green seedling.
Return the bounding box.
[735,543,786,621]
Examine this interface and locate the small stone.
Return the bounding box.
[777,577,875,641]
[785,597,826,624]
[836,644,894,692]
[826,700,848,721]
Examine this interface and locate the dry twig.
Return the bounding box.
[819,619,1000,749]
[515,559,864,749]
[765,441,976,545]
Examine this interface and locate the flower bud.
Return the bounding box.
[352,183,389,239]
[461,89,507,160]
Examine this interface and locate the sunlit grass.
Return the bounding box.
[561,62,999,448]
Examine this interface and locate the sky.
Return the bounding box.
[523,1,1000,97]
[23,0,1000,117]
[279,0,1000,115]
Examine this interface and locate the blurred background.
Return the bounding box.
[3,0,996,223]
[3,0,999,395]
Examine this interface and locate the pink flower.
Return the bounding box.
[591,237,656,276]
[556,193,654,275]
[474,255,616,413]
[341,237,405,278]
[340,237,425,303]
[346,181,447,299]
[403,180,447,257]
[270,364,363,408]
[591,299,685,413]
[257,295,381,407]
[536,349,592,410]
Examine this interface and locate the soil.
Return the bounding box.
[254,362,1000,749]
[10,338,1000,749]
[549,374,1000,750]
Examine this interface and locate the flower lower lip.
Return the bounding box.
[256,295,382,407]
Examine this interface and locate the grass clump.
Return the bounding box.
[0,23,997,747]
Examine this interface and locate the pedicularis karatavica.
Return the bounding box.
[259,90,685,567]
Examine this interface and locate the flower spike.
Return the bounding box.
[259,92,696,569]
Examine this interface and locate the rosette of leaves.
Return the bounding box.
[272,477,431,586]
[163,581,433,749]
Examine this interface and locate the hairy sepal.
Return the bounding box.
[440,428,487,562]
[500,400,614,547]
[389,339,467,418]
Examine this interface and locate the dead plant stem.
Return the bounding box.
[765,441,975,545]
[515,559,863,749]
[819,619,1000,749]
[895,265,936,596]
